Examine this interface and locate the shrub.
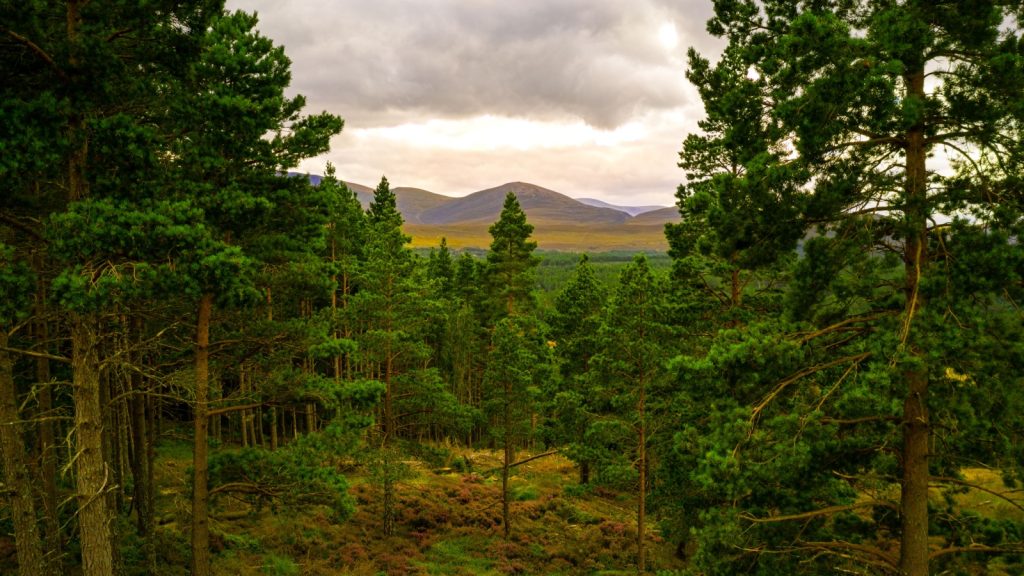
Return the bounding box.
[261,553,299,576]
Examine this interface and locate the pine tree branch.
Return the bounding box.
[929,544,1024,560]
[819,416,899,426]
[1,28,66,81]
[207,402,265,418]
[741,501,895,525]
[483,450,560,475]
[508,449,560,469]
[750,352,872,421]
[796,314,889,345]
[795,539,898,569]
[0,212,44,240]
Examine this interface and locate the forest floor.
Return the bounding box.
[3,438,1020,574]
[152,440,685,575]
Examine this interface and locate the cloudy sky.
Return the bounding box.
[224,0,724,206]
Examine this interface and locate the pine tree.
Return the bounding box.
[591,254,673,574]
[549,254,607,485]
[486,193,540,320]
[356,176,458,534]
[675,2,1024,574]
[167,11,343,574]
[483,316,544,540]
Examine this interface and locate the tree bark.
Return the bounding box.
[71,312,116,576]
[191,293,213,576]
[637,375,647,574]
[502,377,512,541]
[898,66,930,576]
[127,316,151,546]
[33,283,62,570]
[0,330,46,576]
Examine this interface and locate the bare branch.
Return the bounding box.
[931,475,1024,515]
[0,346,71,365]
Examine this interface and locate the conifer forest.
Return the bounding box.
[1,1,1024,575]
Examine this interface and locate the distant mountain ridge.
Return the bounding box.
[576,197,667,216]
[288,173,679,250]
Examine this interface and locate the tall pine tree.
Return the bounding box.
[674,2,1024,574]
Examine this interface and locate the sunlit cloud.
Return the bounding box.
[355,116,649,152]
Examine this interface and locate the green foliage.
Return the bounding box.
[0,243,33,325]
[486,193,541,320]
[260,553,299,576]
[207,426,357,522]
[483,316,548,447]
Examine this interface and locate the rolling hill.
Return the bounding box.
[298,174,680,251]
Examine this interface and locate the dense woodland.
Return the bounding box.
[2,1,1024,575]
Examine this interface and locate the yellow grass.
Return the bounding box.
[406,223,670,252]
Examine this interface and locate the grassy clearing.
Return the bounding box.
[954,468,1024,521]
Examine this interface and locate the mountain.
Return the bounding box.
[419,182,630,225]
[391,187,455,224]
[627,207,681,225]
[576,197,667,216]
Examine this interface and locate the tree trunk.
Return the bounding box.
[637,377,647,574]
[33,285,62,570]
[579,461,590,485]
[269,407,278,450]
[0,330,46,576]
[128,319,151,540]
[502,377,512,541]
[898,66,930,576]
[191,293,213,576]
[70,312,116,576]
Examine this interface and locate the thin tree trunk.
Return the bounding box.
[898,66,930,576]
[502,376,512,541]
[240,369,248,448]
[269,407,278,450]
[637,379,647,574]
[579,461,590,485]
[0,330,46,576]
[145,393,156,540]
[191,293,213,576]
[33,285,61,570]
[128,317,150,541]
[71,312,116,576]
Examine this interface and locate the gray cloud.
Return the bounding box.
[224,0,725,204]
[226,0,719,129]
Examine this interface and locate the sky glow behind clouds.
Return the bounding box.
[224,0,723,205]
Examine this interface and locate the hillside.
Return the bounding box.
[392,187,456,224]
